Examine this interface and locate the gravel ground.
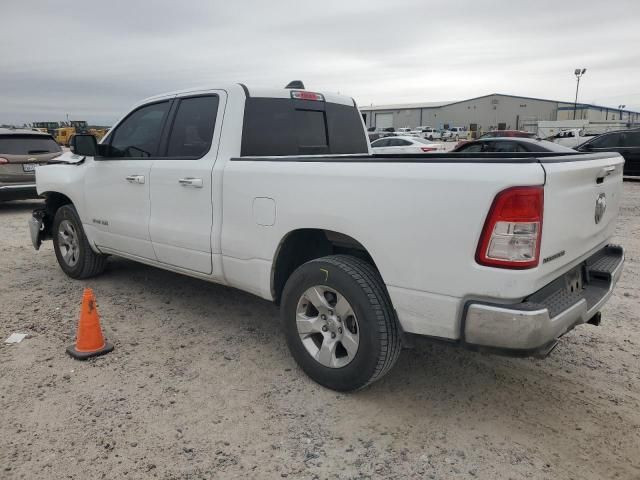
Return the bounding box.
[1,184,639,480]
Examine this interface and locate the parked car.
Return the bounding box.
[455,130,537,149]
[0,128,62,201]
[412,126,442,141]
[367,127,382,142]
[452,137,574,153]
[440,129,453,141]
[371,135,443,153]
[575,128,640,177]
[396,127,414,136]
[550,128,597,149]
[480,130,536,139]
[447,126,467,141]
[30,83,624,391]
[410,125,431,136]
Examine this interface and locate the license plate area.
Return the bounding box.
[564,267,584,294]
[22,163,37,172]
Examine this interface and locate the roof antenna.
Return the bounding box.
[285,80,305,89]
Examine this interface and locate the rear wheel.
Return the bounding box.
[281,255,402,391]
[53,204,107,279]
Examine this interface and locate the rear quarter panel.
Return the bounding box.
[221,159,547,304]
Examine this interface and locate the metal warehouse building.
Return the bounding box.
[359,93,640,133]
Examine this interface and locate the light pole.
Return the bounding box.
[573,68,587,120]
[618,104,626,122]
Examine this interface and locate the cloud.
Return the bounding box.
[1,0,639,125]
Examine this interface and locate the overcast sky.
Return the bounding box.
[2,0,639,125]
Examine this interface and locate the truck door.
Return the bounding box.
[84,100,173,260]
[148,92,225,275]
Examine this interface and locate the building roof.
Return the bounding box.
[359,93,640,114]
[359,100,451,110]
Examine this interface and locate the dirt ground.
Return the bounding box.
[1,185,639,480]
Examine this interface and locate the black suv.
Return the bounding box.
[576,129,640,177]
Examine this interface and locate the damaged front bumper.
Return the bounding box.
[29,209,47,250]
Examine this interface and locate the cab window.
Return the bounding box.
[458,142,485,153]
[589,133,622,149]
[166,95,219,158]
[108,101,171,158]
[371,138,389,148]
[488,141,526,153]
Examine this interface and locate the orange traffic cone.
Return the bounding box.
[66,288,114,360]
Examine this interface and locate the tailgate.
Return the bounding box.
[539,152,624,277]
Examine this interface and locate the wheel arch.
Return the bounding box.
[36,191,74,240]
[271,228,381,303]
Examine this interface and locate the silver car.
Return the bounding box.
[0,128,62,201]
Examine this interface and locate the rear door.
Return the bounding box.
[148,92,225,274]
[388,138,413,153]
[538,152,624,276]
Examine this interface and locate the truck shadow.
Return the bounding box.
[97,255,597,406]
[82,255,634,477]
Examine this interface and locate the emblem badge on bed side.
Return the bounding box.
[594,193,606,224]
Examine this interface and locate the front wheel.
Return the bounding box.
[52,204,107,279]
[281,255,402,391]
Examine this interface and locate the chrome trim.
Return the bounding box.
[0,183,36,190]
[465,247,624,351]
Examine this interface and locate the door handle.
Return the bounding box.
[178,177,203,188]
[125,175,145,184]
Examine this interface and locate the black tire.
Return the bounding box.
[281,255,402,391]
[52,204,107,279]
[428,135,433,141]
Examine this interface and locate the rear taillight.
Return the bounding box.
[0,157,8,164]
[476,186,543,269]
[421,147,437,152]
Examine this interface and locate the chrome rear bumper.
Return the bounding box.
[463,245,624,355]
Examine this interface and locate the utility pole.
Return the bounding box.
[573,68,587,120]
[618,105,626,122]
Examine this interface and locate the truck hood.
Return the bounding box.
[46,151,85,164]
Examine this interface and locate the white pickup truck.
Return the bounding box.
[29,83,624,391]
[550,128,597,149]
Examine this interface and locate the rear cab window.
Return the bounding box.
[240,96,368,156]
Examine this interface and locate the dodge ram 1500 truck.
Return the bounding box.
[29,83,624,391]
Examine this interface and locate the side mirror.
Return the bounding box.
[70,134,98,156]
